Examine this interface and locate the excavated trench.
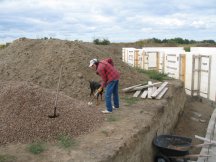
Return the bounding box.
[67,80,187,162]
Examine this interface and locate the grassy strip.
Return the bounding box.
[124,96,139,106]
[58,135,78,149]
[27,142,46,155]
[0,154,16,162]
[136,68,169,81]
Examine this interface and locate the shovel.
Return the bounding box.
[169,154,211,159]
[48,65,63,118]
[88,91,99,106]
[168,142,212,151]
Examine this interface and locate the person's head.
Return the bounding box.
[89,58,99,70]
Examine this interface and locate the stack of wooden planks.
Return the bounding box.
[122,81,168,99]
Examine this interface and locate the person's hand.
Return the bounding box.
[97,87,103,93]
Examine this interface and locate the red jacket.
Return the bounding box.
[96,58,120,88]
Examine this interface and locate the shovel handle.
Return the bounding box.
[168,142,212,151]
[170,154,211,159]
[54,65,63,107]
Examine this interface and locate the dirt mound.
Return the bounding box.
[0,38,148,100]
[0,81,104,144]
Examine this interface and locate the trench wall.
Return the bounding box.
[104,82,186,162]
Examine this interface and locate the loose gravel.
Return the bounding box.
[0,81,104,144]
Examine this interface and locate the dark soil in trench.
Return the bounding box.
[173,97,214,155]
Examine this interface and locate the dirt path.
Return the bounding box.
[173,97,214,154]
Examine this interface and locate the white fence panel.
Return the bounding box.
[191,47,216,101]
[122,48,126,62]
[185,52,194,96]
[147,52,157,69]
[127,50,135,67]
[158,52,165,73]
[142,47,184,72]
[199,56,210,98]
[122,47,216,102]
[165,54,179,79]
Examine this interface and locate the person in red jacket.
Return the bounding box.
[89,58,120,114]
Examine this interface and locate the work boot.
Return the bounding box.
[112,106,119,110]
[101,110,112,114]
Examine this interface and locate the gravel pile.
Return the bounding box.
[0,81,104,144]
[0,38,149,144]
[0,38,148,101]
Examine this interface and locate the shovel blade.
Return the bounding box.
[48,106,59,118]
[48,114,59,118]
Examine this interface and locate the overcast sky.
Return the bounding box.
[0,0,215,43]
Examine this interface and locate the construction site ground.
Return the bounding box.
[0,83,213,162]
[173,98,214,155]
[0,85,181,162]
[0,39,214,162]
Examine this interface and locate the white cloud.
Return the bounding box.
[0,0,215,43]
[191,20,206,29]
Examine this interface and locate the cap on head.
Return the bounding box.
[89,58,99,67]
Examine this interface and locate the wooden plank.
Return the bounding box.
[180,54,186,82]
[122,84,143,92]
[152,86,157,94]
[156,87,168,99]
[133,82,162,91]
[133,90,141,97]
[195,135,216,145]
[134,50,139,67]
[140,90,148,98]
[142,52,145,69]
[151,82,168,98]
[148,81,153,98]
[156,52,160,71]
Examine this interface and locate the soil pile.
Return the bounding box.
[0,38,149,144]
[0,38,148,100]
[0,81,104,144]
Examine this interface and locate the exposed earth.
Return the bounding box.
[0,38,214,162]
[173,97,214,155]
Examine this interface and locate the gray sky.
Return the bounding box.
[0,0,216,43]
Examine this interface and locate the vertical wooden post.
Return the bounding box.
[191,55,195,96]
[156,52,160,72]
[134,50,139,67]
[207,56,212,99]
[142,51,145,69]
[198,56,201,97]
[180,54,186,82]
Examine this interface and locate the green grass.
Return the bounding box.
[136,68,169,81]
[101,130,109,136]
[124,96,139,106]
[0,155,16,162]
[106,115,118,122]
[27,142,45,155]
[184,46,190,52]
[0,45,6,49]
[58,135,77,149]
